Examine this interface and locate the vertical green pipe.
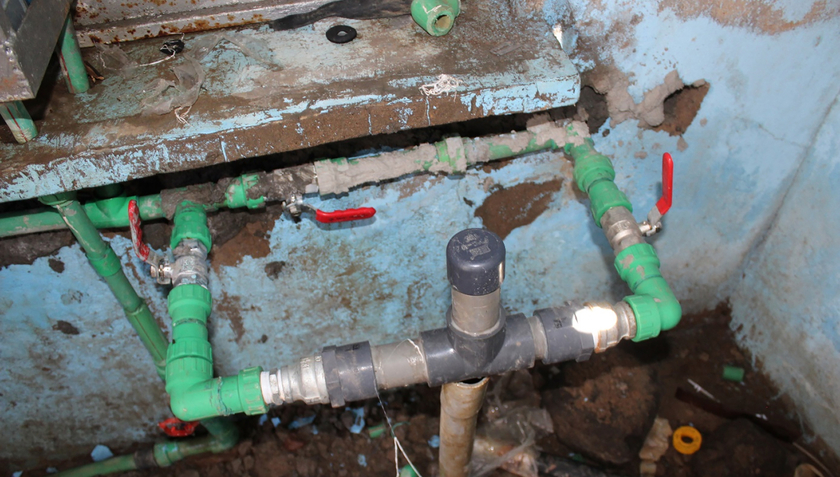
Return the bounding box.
[53,454,137,477]
[56,15,90,94]
[1,101,37,144]
[40,192,168,378]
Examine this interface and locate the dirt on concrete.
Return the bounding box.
[475,180,563,239]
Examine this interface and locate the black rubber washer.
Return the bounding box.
[326,25,357,44]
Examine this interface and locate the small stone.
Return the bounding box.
[699,352,710,362]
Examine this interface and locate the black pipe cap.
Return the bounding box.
[446,228,505,296]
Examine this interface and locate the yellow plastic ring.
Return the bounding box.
[673,426,702,455]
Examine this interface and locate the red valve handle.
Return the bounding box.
[655,152,674,216]
[314,207,376,224]
[158,417,199,437]
[128,199,151,262]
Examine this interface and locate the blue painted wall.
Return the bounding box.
[731,93,840,452]
[2,0,840,468]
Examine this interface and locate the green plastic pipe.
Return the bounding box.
[54,418,239,477]
[411,0,460,36]
[0,195,164,238]
[165,204,268,421]
[1,101,37,144]
[564,127,681,341]
[40,192,169,378]
[53,454,136,477]
[154,417,239,466]
[0,173,266,238]
[56,15,90,94]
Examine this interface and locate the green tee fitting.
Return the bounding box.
[170,203,212,251]
[224,174,266,210]
[411,0,460,36]
[614,244,682,341]
[566,140,632,226]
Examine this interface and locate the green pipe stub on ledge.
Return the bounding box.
[411,0,460,36]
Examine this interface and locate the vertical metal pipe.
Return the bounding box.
[439,378,489,477]
[56,15,90,94]
[1,101,37,143]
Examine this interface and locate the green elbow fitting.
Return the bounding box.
[411,0,460,36]
[614,244,682,341]
[165,284,267,421]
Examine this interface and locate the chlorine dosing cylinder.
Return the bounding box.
[411,0,461,36]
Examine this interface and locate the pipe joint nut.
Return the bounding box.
[322,341,378,407]
[260,355,330,406]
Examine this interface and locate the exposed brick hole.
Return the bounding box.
[654,82,710,136]
[576,86,610,134]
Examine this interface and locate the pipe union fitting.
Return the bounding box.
[260,355,330,406]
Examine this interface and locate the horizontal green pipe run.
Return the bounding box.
[53,454,136,477]
[154,418,239,466]
[54,418,239,476]
[0,173,267,238]
[0,195,163,238]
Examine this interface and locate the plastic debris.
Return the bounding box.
[341,406,366,434]
[188,32,275,67]
[46,468,57,474]
[258,415,268,426]
[288,414,316,430]
[638,417,672,477]
[140,55,205,124]
[368,421,407,439]
[311,425,318,435]
[687,378,717,401]
[357,454,367,467]
[271,417,281,428]
[672,426,702,455]
[722,365,745,382]
[90,445,114,462]
[161,39,185,55]
[13,471,22,477]
[420,74,462,96]
[470,371,556,477]
[399,464,418,477]
[427,435,440,448]
[95,44,138,78]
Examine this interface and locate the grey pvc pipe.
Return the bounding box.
[439,378,489,477]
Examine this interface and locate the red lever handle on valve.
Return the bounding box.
[128,199,151,262]
[315,207,376,224]
[158,417,199,437]
[656,152,674,216]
